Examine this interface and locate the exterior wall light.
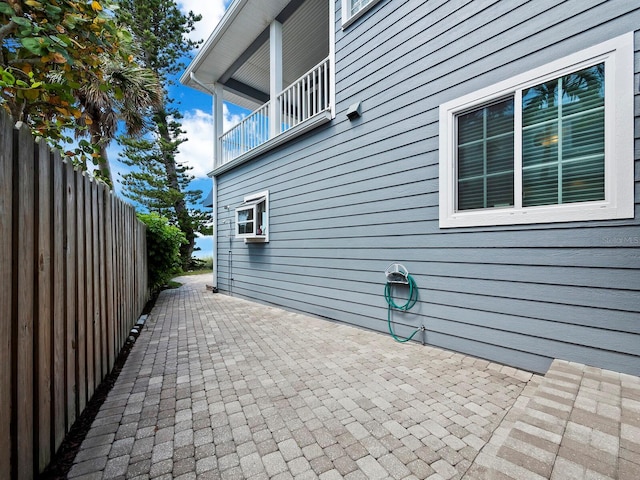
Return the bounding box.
[346,101,362,120]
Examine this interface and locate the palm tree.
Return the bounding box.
[76,58,163,186]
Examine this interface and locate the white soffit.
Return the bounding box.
[180,0,291,92]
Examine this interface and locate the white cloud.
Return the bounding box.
[177,105,244,178]
[178,0,228,45]
[222,103,244,132]
[177,109,214,178]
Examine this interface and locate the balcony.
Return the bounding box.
[181,0,334,174]
[219,57,331,166]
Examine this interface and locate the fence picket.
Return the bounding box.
[105,190,115,371]
[52,151,66,450]
[0,99,14,480]
[15,121,36,479]
[36,138,53,472]
[76,170,87,414]
[64,160,77,430]
[85,177,95,399]
[93,181,101,384]
[98,183,108,377]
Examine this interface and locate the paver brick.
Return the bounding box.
[356,455,388,479]
[149,458,173,478]
[287,455,311,476]
[74,444,112,463]
[68,456,109,478]
[309,455,333,475]
[172,457,195,476]
[67,276,637,480]
[278,438,303,461]
[378,452,411,479]
[262,450,287,477]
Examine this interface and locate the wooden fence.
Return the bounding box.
[0,109,148,478]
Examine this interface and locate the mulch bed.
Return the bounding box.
[40,291,159,479]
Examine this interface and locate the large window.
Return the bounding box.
[439,33,634,228]
[342,0,382,28]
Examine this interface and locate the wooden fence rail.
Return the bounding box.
[0,109,148,478]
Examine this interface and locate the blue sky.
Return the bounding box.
[108,0,241,259]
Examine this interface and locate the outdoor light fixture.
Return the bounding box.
[346,101,362,120]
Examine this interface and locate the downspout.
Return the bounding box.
[189,72,215,94]
[190,73,218,291]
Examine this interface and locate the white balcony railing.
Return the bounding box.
[278,57,330,134]
[219,102,270,165]
[218,56,331,166]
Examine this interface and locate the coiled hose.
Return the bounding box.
[384,274,420,343]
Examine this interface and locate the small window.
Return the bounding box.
[235,191,269,242]
[439,33,634,228]
[342,0,381,28]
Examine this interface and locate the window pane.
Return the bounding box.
[456,98,514,210]
[523,79,559,127]
[562,157,604,203]
[458,178,484,211]
[458,143,484,178]
[522,123,558,169]
[487,173,515,207]
[351,0,372,15]
[486,101,514,137]
[562,109,604,161]
[238,222,253,235]
[523,165,559,206]
[522,63,604,207]
[562,64,604,115]
[458,109,484,144]
[487,136,514,174]
[237,208,253,223]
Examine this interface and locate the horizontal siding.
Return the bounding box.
[214,0,640,375]
[221,258,640,332]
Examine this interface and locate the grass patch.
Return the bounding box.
[176,268,213,277]
[166,280,182,289]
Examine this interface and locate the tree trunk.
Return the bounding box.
[90,132,113,187]
[155,109,195,269]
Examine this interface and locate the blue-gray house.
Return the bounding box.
[181,0,640,375]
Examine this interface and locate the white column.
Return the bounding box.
[213,82,224,168]
[211,175,218,290]
[211,86,220,290]
[269,20,283,139]
[329,0,336,119]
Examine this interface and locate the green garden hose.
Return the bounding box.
[384,274,420,343]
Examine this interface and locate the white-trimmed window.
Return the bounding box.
[439,33,634,228]
[235,190,269,242]
[342,0,382,28]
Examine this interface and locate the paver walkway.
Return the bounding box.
[68,274,639,479]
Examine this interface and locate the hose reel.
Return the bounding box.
[384,263,422,343]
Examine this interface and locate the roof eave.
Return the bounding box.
[180,0,290,92]
[180,0,249,90]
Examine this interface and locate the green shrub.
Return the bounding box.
[199,256,213,270]
[188,255,213,271]
[138,212,187,292]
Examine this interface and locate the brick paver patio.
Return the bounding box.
[68,274,640,479]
